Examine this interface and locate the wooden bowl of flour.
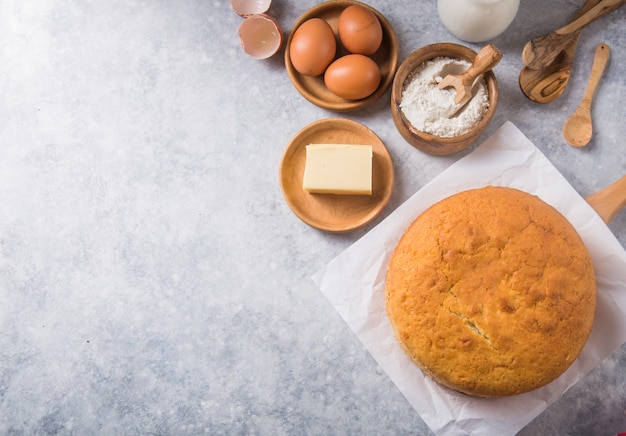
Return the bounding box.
[391,43,499,156]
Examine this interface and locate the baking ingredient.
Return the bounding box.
[231,0,272,17]
[238,14,283,59]
[302,144,372,195]
[338,5,383,55]
[437,0,519,43]
[400,56,489,137]
[289,18,336,76]
[324,54,381,100]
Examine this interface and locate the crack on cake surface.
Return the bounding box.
[448,308,494,349]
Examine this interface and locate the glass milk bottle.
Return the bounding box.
[437,0,520,43]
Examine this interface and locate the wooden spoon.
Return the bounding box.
[586,175,626,224]
[522,0,624,70]
[438,44,502,109]
[519,0,601,104]
[563,43,610,147]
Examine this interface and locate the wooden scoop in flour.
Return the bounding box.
[438,44,503,116]
[586,175,626,224]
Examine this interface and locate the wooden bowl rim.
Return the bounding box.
[285,0,399,112]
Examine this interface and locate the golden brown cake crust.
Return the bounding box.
[385,186,596,397]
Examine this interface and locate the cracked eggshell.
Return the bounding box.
[231,0,272,17]
[238,14,283,60]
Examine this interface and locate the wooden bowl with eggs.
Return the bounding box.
[391,43,499,156]
[285,1,399,112]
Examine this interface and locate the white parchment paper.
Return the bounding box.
[313,121,626,435]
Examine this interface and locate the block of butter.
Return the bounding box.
[302,144,373,195]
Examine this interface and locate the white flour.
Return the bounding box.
[400,56,489,138]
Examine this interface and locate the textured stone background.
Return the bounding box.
[1,1,624,434]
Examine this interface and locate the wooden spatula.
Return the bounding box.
[522,0,624,70]
[586,175,626,224]
[518,0,601,104]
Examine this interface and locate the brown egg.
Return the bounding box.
[338,5,383,55]
[324,54,381,100]
[289,18,337,77]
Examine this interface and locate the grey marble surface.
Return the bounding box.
[1,0,624,434]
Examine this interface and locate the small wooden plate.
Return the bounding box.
[285,1,399,112]
[280,118,394,232]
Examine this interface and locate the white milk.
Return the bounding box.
[437,0,520,43]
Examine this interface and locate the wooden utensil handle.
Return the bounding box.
[581,43,610,106]
[462,44,503,86]
[585,175,626,224]
[557,0,626,35]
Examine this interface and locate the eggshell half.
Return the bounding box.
[238,14,283,60]
[231,0,272,17]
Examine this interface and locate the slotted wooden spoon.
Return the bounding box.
[519,0,601,104]
[438,44,502,107]
[586,176,626,224]
[522,0,624,71]
[563,43,610,147]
